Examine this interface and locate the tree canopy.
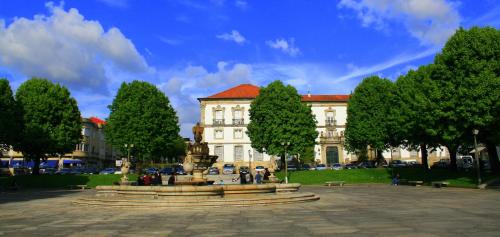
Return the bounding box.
[15,78,82,174]
[106,80,183,163]
[344,76,397,162]
[431,26,500,169]
[0,79,21,149]
[247,80,317,163]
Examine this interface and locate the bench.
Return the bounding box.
[431,181,450,188]
[408,181,423,186]
[67,185,88,190]
[325,181,345,187]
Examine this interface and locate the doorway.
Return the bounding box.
[326,146,339,165]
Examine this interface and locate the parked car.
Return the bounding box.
[239,166,250,173]
[255,165,265,172]
[344,163,357,169]
[357,161,376,168]
[316,164,327,170]
[331,163,343,170]
[301,164,314,170]
[389,160,407,168]
[174,166,186,175]
[432,159,449,169]
[208,167,219,175]
[99,168,116,175]
[70,168,84,175]
[83,167,99,174]
[143,167,158,174]
[287,164,298,171]
[56,168,73,175]
[223,164,235,174]
[160,167,174,175]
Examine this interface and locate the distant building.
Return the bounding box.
[0,117,118,169]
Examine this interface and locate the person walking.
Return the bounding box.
[255,171,262,184]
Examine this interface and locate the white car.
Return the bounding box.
[331,163,343,170]
[316,164,327,170]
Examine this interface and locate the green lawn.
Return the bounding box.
[276,168,500,188]
[0,174,138,189]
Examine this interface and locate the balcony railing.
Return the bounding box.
[233,118,244,125]
[325,119,337,126]
[213,119,225,125]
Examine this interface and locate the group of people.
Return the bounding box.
[231,168,272,184]
[137,171,162,186]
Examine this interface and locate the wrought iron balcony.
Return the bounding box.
[213,119,225,125]
[232,118,244,125]
[325,119,337,127]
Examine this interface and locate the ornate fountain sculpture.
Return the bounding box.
[182,122,218,184]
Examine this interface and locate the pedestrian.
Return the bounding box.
[255,171,262,184]
[157,171,162,185]
[168,172,176,186]
[245,172,253,184]
[263,168,270,181]
[137,175,144,186]
[143,174,151,186]
[392,173,400,186]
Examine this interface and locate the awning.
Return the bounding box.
[63,159,84,164]
[40,160,58,168]
[469,147,486,153]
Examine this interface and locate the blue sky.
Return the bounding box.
[0,0,499,137]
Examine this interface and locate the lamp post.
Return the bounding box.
[248,149,252,175]
[473,129,481,186]
[281,141,290,184]
[124,144,134,162]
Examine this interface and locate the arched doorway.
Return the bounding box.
[326,146,339,165]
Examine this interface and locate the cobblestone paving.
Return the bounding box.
[1,185,499,237]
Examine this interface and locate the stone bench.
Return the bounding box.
[325,181,345,187]
[408,181,423,186]
[432,181,450,188]
[67,184,88,190]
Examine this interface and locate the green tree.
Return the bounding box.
[432,26,500,170]
[344,76,397,164]
[106,81,182,165]
[394,65,441,169]
[0,79,21,150]
[247,81,318,166]
[16,78,82,175]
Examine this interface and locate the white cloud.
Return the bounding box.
[235,0,248,10]
[0,2,148,92]
[97,0,129,8]
[266,38,301,56]
[216,30,246,44]
[337,0,460,45]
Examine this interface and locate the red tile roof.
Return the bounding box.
[203,84,260,99]
[200,84,349,102]
[89,116,106,126]
[301,95,350,102]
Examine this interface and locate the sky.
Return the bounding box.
[0,0,499,137]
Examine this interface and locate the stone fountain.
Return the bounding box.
[181,122,218,184]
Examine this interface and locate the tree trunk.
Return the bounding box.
[486,142,500,174]
[32,157,41,175]
[375,149,385,166]
[448,146,458,171]
[281,154,286,170]
[420,143,429,170]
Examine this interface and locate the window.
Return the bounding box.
[325,110,336,126]
[234,145,243,161]
[215,145,224,162]
[214,129,224,139]
[232,108,244,125]
[214,110,224,125]
[253,149,263,161]
[234,129,243,139]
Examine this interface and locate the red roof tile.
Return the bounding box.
[200,84,349,102]
[301,95,350,102]
[89,116,106,125]
[204,84,260,99]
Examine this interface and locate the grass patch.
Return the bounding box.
[276,168,500,188]
[0,174,138,189]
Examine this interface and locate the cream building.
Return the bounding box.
[198,84,356,168]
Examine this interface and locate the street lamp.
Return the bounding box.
[248,149,252,175]
[124,144,134,162]
[281,141,290,184]
[473,129,481,186]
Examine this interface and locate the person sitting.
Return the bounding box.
[168,172,176,186]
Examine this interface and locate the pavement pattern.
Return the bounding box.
[0,185,499,237]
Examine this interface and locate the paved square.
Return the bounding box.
[1,185,499,236]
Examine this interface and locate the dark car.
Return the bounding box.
[160,167,174,175]
[389,160,407,168]
[344,163,357,169]
[357,161,376,168]
[99,168,116,175]
[239,166,250,174]
[301,164,312,170]
[208,167,219,175]
[287,164,298,171]
[174,166,185,175]
[144,167,158,174]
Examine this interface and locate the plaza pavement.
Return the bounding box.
[0,185,499,237]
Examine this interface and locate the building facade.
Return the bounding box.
[198,84,357,169]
